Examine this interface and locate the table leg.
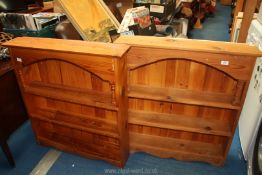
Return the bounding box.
[1,141,15,167]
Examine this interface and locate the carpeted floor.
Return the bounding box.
[0,1,246,175]
[0,121,49,175]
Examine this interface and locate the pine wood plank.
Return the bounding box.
[130,143,223,166]
[31,112,119,138]
[128,98,234,124]
[125,47,256,81]
[128,110,232,136]
[3,37,129,57]
[32,119,121,157]
[35,107,117,130]
[113,53,129,164]
[24,81,117,111]
[129,132,225,158]
[115,36,262,57]
[13,48,116,83]
[128,85,240,109]
[37,136,122,167]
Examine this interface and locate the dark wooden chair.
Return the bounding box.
[0,61,28,167]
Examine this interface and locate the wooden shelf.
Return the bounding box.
[37,135,122,166]
[6,37,130,167]
[128,85,240,110]
[6,36,258,167]
[24,81,117,111]
[129,132,225,162]
[31,108,119,138]
[128,110,232,137]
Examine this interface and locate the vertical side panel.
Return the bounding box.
[114,54,129,166]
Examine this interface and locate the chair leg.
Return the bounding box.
[1,141,15,167]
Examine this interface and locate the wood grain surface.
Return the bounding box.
[3,37,129,57]
[116,36,258,166]
[115,36,262,57]
[5,37,259,167]
[6,37,129,167]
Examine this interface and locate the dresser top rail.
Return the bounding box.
[3,37,130,57]
[115,36,262,57]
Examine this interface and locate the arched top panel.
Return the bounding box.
[126,47,254,81]
[12,47,115,83]
[22,58,109,83]
[130,58,236,81]
[129,58,237,95]
[22,58,111,92]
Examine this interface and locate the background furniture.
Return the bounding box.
[230,12,257,42]
[0,61,28,166]
[17,1,53,14]
[231,0,261,42]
